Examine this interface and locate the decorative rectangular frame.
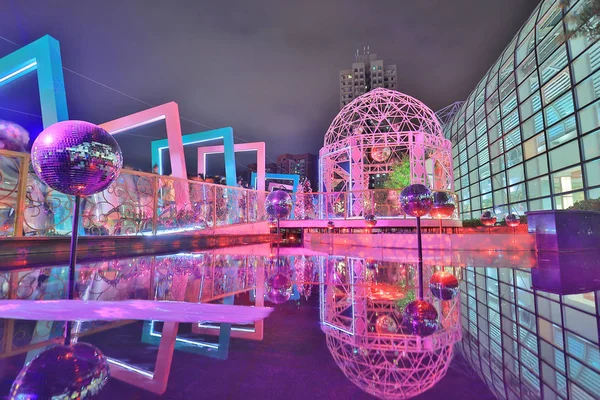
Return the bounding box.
[0,34,68,128]
[151,127,237,187]
[198,141,266,191]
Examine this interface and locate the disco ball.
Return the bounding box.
[429,271,459,301]
[265,190,293,219]
[0,120,30,152]
[429,191,456,219]
[505,213,520,228]
[480,211,497,227]
[266,287,292,304]
[268,273,291,291]
[31,121,123,196]
[399,184,433,217]
[327,221,335,230]
[375,315,398,334]
[365,214,377,228]
[370,146,392,162]
[10,342,109,399]
[402,299,439,337]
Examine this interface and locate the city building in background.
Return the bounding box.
[444,0,600,220]
[276,153,317,188]
[339,47,397,109]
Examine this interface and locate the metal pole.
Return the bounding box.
[65,195,81,346]
[416,216,423,300]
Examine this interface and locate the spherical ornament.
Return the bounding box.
[399,184,433,217]
[375,315,398,334]
[265,190,293,219]
[327,221,335,230]
[370,146,391,162]
[402,299,439,337]
[505,213,520,228]
[0,120,30,152]
[10,343,109,399]
[31,121,123,196]
[429,191,456,219]
[365,214,377,228]
[268,273,291,291]
[429,271,459,301]
[480,211,497,227]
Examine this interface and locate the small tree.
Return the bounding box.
[384,156,411,189]
[295,178,314,219]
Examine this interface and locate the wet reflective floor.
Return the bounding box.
[1,244,599,399]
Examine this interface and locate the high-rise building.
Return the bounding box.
[339,47,397,109]
[444,0,600,220]
[276,153,317,185]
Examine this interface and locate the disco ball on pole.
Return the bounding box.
[399,184,433,218]
[429,191,456,219]
[505,213,520,228]
[31,120,123,196]
[480,211,497,227]
[265,190,293,219]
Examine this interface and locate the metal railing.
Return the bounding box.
[0,149,268,237]
[290,188,460,221]
[0,149,460,237]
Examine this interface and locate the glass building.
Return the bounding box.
[444,0,600,219]
[458,261,600,400]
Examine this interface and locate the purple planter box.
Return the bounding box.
[527,210,600,252]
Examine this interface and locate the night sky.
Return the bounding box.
[0,0,539,175]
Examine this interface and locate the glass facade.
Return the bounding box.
[458,266,600,400]
[445,0,600,219]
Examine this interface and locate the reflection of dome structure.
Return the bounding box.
[320,88,453,199]
[320,258,461,399]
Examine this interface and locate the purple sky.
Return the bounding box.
[0,0,539,174]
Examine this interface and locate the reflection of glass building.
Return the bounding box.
[458,265,600,400]
[444,0,600,218]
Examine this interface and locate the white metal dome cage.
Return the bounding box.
[320,88,453,194]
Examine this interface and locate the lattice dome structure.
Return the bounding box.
[320,88,453,197]
[319,258,462,399]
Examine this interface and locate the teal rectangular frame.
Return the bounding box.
[151,127,237,187]
[0,34,68,127]
[251,172,300,218]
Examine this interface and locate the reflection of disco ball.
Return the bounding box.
[269,273,291,290]
[265,190,293,219]
[10,343,109,399]
[402,299,438,337]
[370,147,391,162]
[399,184,433,217]
[505,213,520,228]
[429,192,455,219]
[0,120,30,152]
[429,271,459,301]
[480,211,497,227]
[375,315,398,334]
[268,216,277,229]
[327,221,335,230]
[31,121,122,196]
[365,214,377,228]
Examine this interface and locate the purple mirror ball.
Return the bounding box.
[10,343,109,399]
[399,184,433,217]
[429,271,460,301]
[402,299,439,337]
[265,190,293,219]
[31,120,123,196]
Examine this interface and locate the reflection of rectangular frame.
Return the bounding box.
[198,141,266,191]
[0,34,68,127]
[151,127,237,187]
